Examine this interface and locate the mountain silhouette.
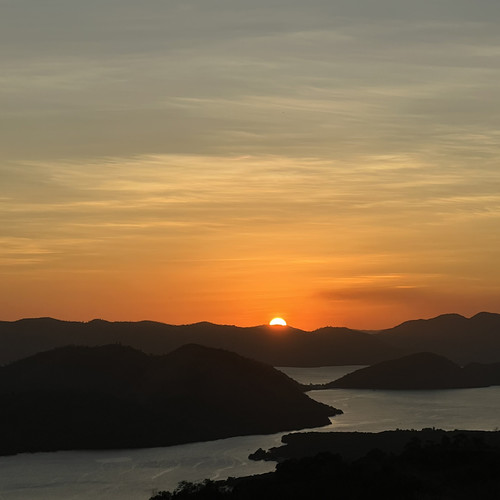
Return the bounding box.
[1,312,499,367]
[376,312,500,364]
[0,318,397,366]
[0,344,340,455]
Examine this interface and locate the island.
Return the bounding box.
[315,352,500,390]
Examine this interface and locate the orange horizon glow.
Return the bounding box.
[0,309,498,331]
[2,4,500,333]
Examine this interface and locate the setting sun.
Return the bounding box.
[269,317,287,326]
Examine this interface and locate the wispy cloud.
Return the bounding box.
[1,1,500,326]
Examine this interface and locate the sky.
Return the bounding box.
[1,0,500,330]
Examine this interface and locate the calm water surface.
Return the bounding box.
[0,434,282,500]
[2,365,500,499]
[279,366,500,432]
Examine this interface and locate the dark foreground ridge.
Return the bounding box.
[317,352,500,390]
[0,344,340,456]
[151,429,500,499]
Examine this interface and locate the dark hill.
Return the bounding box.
[0,318,397,366]
[377,312,500,364]
[0,344,341,455]
[324,352,470,389]
[322,352,500,390]
[0,344,150,396]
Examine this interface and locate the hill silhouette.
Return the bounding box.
[0,344,340,455]
[0,318,397,366]
[320,352,500,390]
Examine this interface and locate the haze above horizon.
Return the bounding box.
[2,1,500,330]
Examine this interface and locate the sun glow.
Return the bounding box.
[269,317,287,326]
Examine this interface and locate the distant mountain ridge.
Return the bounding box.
[0,317,397,366]
[1,311,500,366]
[376,312,500,364]
[0,344,340,455]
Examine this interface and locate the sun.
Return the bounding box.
[269,317,287,326]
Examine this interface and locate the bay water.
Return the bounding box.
[2,365,500,499]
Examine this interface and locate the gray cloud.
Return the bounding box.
[2,0,499,165]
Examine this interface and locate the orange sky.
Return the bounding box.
[2,2,500,330]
